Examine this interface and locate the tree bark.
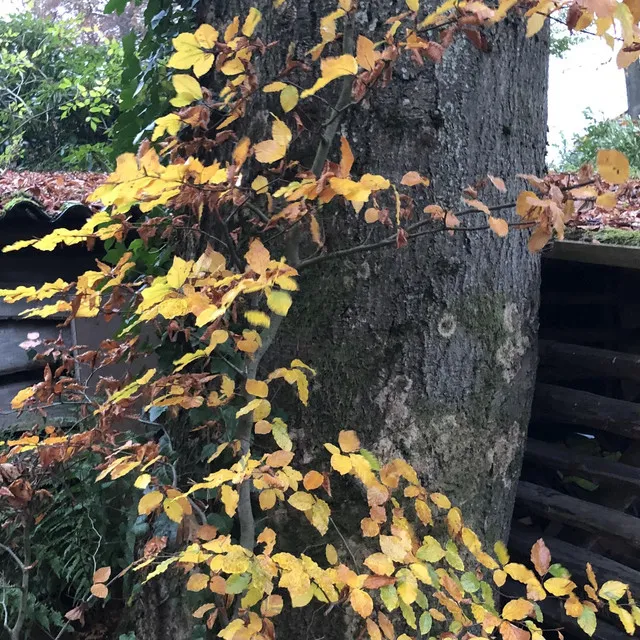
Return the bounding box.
[189,2,548,638]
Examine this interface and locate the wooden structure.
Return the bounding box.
[0,198,95,430]
[512,240,640,639]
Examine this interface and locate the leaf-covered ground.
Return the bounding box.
[0,170,106,216]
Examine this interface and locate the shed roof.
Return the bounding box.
[0,170,105,227]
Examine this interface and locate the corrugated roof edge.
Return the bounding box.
[0,195,93,229]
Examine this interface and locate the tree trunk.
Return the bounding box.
[187,2,547,639]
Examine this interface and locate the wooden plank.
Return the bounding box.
[509,524,640,594]
[546,240,640,270]
[538,341,640,383]
[533,383,640,439]
[525,438,640,490]
[0,322,71,376]
[516,481,640,548]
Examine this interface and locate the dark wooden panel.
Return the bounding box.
[525,438,640,490]
[509,524,640,594]
[534,383,640,439]
[516,481,640,548]
[539,341,640,383]
[0,322,72,376]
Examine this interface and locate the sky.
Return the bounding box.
[0,2,630,163]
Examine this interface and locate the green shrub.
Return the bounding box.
[0,11,122,170]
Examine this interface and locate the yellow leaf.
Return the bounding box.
[446,507,463,536]
[245,310,270,327]
[338,430,361,453]
[163,497,185,523]
[280,85,299,112]
[221,484,239,517]
[494,540,510,565]
[331,452,352,474]
[599,580,628,601]
[245,238,271,274]
[364,552,395,576]
[251,175,269,194]
[488,216,509,237]
[242,7,262,36]
[267,290,292,316]
[406,0,419,10]
[288,491,315,511]
[544,577,577,597]
[502,598,534,621]
[380,535,411,563]
[351,588,374,617]
[356,35,377,72]
[90,583,108,599]
[11,386,35,410]
[610,602,635,634]
[134,474,151,489]
[246,379,269,398]
[264,81,288,92]
[494,569,507,587]
[326,544,338,565]
[138,490,163,515]
[430,493,451,509]
[303,470,324,490]
[301,54,358,97]
[186,573,209,592]
[259,488,277,510]
[595,192,617,209]
[597,149,630,184]
[254,139,286,164]
[171,74,203,108]
[415,499,433,525]
[418,536,446,562]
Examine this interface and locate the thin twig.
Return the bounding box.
[329,517,358,568]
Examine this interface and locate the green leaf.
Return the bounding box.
[225,573,251,594]
[399,600,416,630]
[415,589,429,610]
[548,563,570,578]
[419,611,433,635]
[578,607,597,636]
[380,585,399,612]
[359,448,381,471]
[460,572,481,593]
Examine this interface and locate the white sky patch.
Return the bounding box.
[548,36,627,165]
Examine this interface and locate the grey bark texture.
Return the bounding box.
[192,1,547,638]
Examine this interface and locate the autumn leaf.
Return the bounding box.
[502,598,534,621]
[288,491,315,511]
[138,490,163,515]
[597,149,630,184]
[280,85,299,112]
[599,580,628,601]
[364,552,395,576]
[488,174,507,192]
[530,538,551,576]
[90,583,108,599]
[303,470,324,490]
[544,577,577,596]
[488,216,509,237]
[301,54,358,97]
[170,74,203,108]
[186,573,209,592]
[367,619,383,640]
[163,497,185,523]
[267,290,292,316]
[246,379,269,398]
[351,588,374,617]
[242,7,262,36]
[326,544,338,565]
[93,567,111,584]
[499,620,530,640]
[357,36,378,71]
[220,484,239,517]
[261,594,284,617]
[134,474,151,489]
[578,607,597,636]
[338,430,361,453]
